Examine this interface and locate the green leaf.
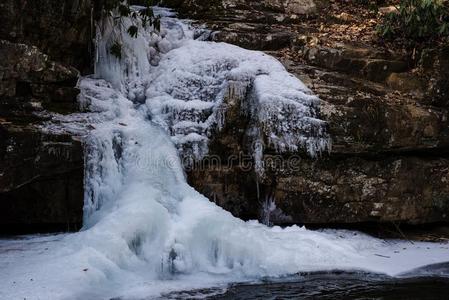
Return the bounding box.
[154,17,161,32]
[118,4,131,17]
[127,25,138,38]
[110,41,122,59]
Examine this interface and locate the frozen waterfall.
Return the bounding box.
[1,7,449,300]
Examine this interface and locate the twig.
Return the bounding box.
[392,221,414,245]
[374,254,391,258]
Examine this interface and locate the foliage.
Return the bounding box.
[102,1,161,59]
[127,25,139,38]
[110,41,123,59]
[378,0,449,41]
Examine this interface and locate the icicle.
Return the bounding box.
[260,194,276,227]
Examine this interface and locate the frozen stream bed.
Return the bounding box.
[0,232,448,299]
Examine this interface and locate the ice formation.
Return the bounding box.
[1,7,449,300]
[93,7,330,166]
[145,40,330,164]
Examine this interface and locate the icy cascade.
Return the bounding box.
[78,6,449,287]
[3,7,448,300]
[80,9,341,269]
[68,71,365,297]
[93,6,330,166]
[94,8,191,100]
[146,41,331,164]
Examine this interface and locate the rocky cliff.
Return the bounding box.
[0,0,92,232]
[165,0,449,225]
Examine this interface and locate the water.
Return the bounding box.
[1,6,448,300]
[165,272,449,300]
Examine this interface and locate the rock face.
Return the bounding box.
[0,0,93,72]
[0,0,92,232]
[163,0,321,52]
[0,127,83,232]
[162,0,318,23]
[269,156,449,224]
[167,0,449,225]
[0,40,80,114]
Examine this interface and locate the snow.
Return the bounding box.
[1,6,448,300]
[145,39,330,166]
[1,228,449,299]
[92,5,330,166]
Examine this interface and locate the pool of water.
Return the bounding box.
[162,269,449,300]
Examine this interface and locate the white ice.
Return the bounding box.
[1,6,448,300]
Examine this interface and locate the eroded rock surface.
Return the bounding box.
[0,0,93,72]
[0,126,83,231]
[0,0,92,232]
[165,0,449,225]
[162,0,318,22]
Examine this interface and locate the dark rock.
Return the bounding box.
[0,124,83,232]
[190,156,449,224]
[302,44,409,82]
[0,0,93,232]
[386,73,425,94]
[420,47,449,108]
[271,156,449,224]
[184,15,449,224]
[212,28,293,51]
[0,0,94,73]
[162,0,319,24]
[188,74,449,224]
[274,59,449,157]
[0,40,80,116]
[188,166,260,220]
